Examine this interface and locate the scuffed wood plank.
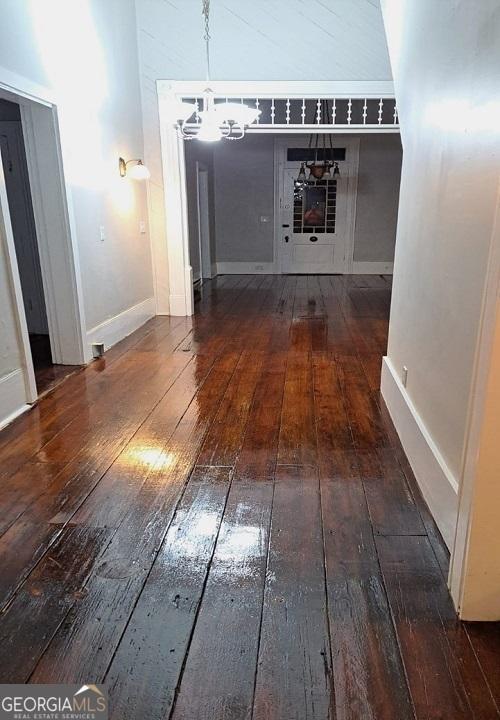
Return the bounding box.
[106,467,231,720]
[322,477,414,720]
[376,535,499,719]
[277,351,317,466]
[253,466,332,720]
[170,480,273,720]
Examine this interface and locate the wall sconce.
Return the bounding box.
[119,157,151,180]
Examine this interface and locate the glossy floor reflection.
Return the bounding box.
[0,275,498,719]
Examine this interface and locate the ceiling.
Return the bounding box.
[136,0,393,82]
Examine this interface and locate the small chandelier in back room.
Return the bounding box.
[174,1,261,141]
[296,99,341,183]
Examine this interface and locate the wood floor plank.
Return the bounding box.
[170,479,273,720]
[29,353,241,683]
[105,467,231,720]
[337,354,389,450]
[0,524,112,682]
[312,352,357,480]
[196,350,265,467]
[357,448,426,536]
[376,535,500,719]
[277,351,317,466]
[234,351,288,482]
[0,353,195,608]
[321,476,414,720]
[253,466,332,720]
[465,623,500,709]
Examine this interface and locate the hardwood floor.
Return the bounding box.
[0,274,499,719]
[29,333,80,396]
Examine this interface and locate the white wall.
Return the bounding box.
[0,0,155,427]
[381,0,500,551]
[184,133,401,268]
[0,0,154,335]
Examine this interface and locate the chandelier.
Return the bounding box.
[296,100,341,183]
[174,1,261,141]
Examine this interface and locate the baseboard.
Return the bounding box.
[381,356,458,549]
[210,262,218,277]
[216,261,275,275]
[86,297,155,353]
[352,261,394,274]
[0,368,30,430]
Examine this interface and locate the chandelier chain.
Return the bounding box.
[202,0,211,81]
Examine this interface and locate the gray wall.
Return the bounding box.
[214,135,275,263]
[185,133,402,267]
[354,134,402,261]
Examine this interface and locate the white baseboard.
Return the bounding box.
[86,297,155,353]
[0,368,30,430]
[381,356,458,549]
[210,262,218,278]
[352,261,394,274]
[216,261,275,275]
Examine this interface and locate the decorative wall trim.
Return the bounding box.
[381,356,459,549]
[0,369,30,430]
[86,297,155,352]
[216,261,275,275]
[352,261,394,274]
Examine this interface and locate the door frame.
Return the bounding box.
[157,79,396,315]
[273,135,360,274]
[0,152,38,403]
[0,68,88,405]
[195,162,212,280]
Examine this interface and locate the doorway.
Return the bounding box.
[275,137,359,274]
[0,99,69,394]
[0,83,87,413]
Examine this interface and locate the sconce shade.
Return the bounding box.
[127,161,151,180]
[119,157,150,180]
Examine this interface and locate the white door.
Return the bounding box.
[276,137,359,275]
[279,168,346,274]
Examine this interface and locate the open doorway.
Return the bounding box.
[0,84,87,415]
[0,98,77,395]
[1,99,63,394]
[183,132,401,278]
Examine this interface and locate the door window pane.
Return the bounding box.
[293,179,336,233]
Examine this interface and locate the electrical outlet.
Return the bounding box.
[99,225,106,241]
[255,264,264,271]
[402,366,408,387]
[139,220,146,234]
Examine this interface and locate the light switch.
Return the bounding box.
[139,220,147,234]
[99,225,106,241]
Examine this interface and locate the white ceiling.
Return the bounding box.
[136,0,393,82]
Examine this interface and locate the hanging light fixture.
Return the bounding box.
[174,1,261,141]
[295,100,341,183]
